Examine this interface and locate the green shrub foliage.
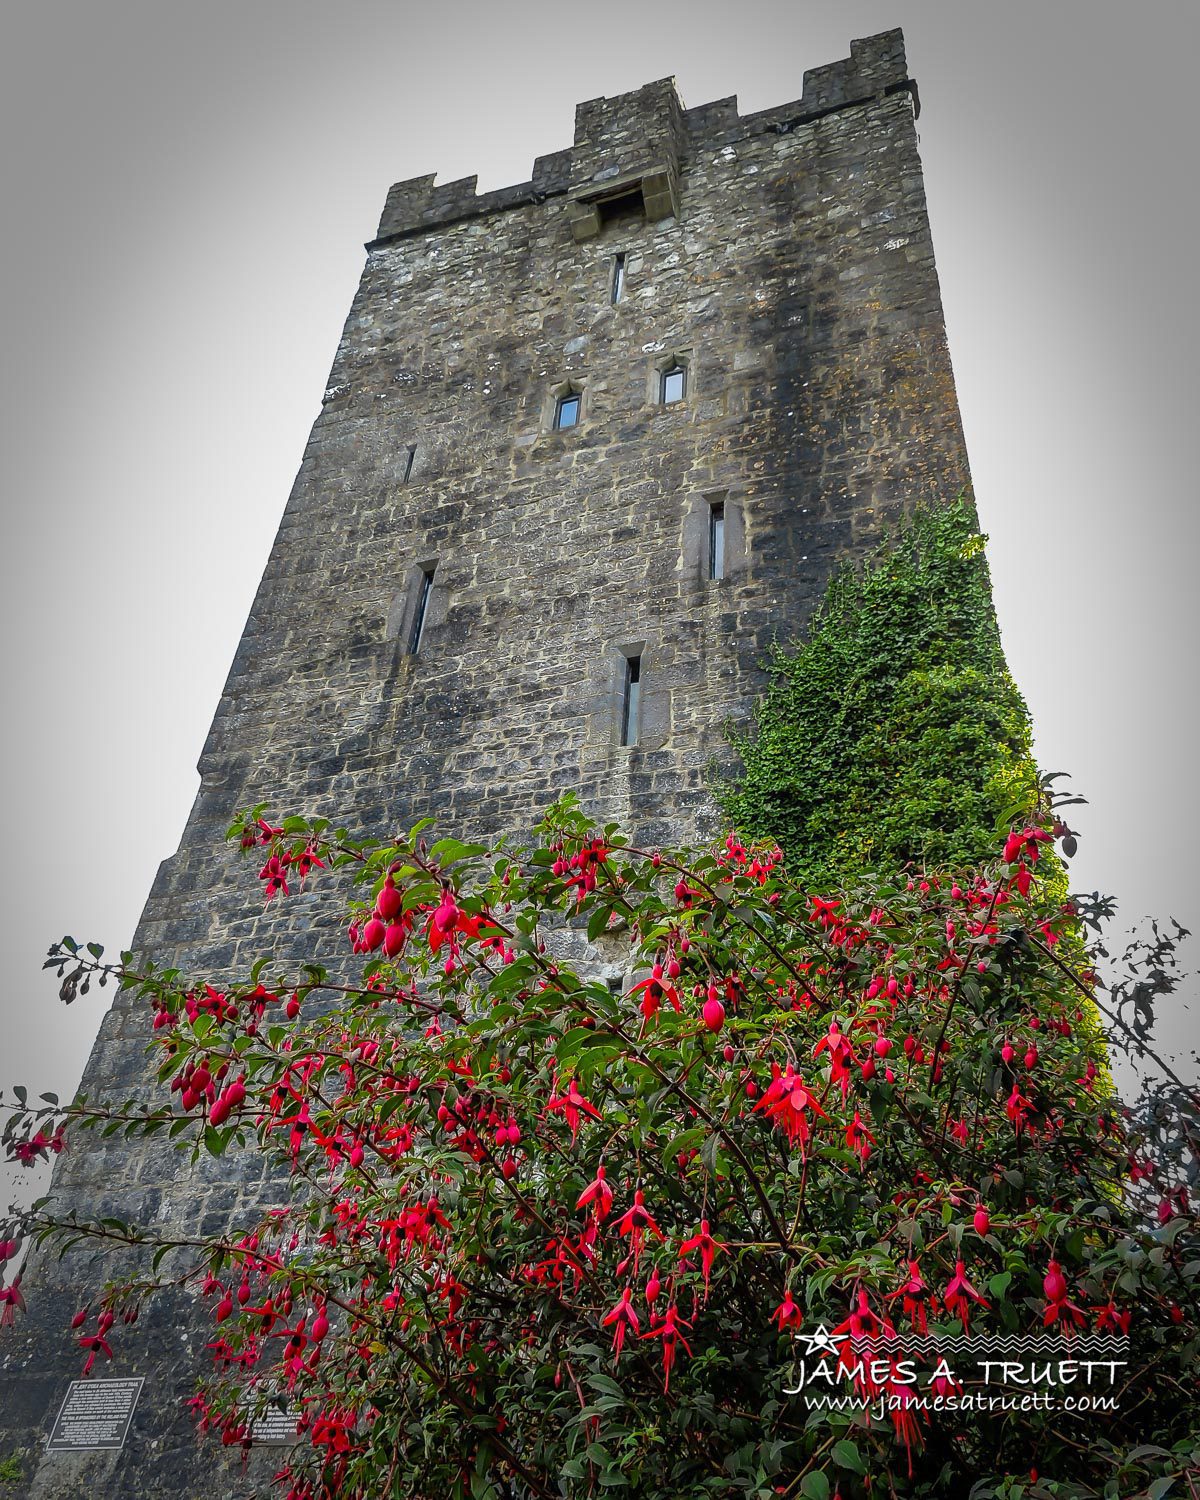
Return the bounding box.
[9,802,1197,1499]
[722,501,1039,887]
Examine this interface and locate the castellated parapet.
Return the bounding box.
[2,30,969,1496]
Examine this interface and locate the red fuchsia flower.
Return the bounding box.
[1127,1153,1156,1185]
[1094,1299,1131,1334]
[813,1020,855,1099]
[1005,1084,1033,1134]
[631,972,682,1023]
[844,1111,875,1165]
[601,1285,640,1360]
[888,1379,923,1476]
[930,1372,963,1413]
[0,1275,25,1327]
[258,853,290,900]
[810,895,841,928]
[888,1260,935,1334]
[1003,826,1051,865]
[1042,1259,1087,1331]
[831,1291,896,1403]
[678,1219,726,1300]
[753,1066,827,1155]
[78,1309,116,1374]
[943,1259,989,1332]
[576,1165,614,1222]
[9,1131,51,1166]
[641,1303,692,1391]
[426,889,484,955]
[292,843,325,882]
[832,1287,895,1345]
[310,1410,355,1456]
[270,1100,314,1163]
[545,1079,602,1145]
[616,1190,665,1271]
[772,1288,804,1332]
[1157,1186,1189,1225]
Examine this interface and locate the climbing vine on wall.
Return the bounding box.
[721,500,1039,889]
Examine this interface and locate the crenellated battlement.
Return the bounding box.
[370,28,912,244]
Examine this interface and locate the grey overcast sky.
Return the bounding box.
[2,0,1197,1202]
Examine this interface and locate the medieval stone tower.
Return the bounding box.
[2,29,970,1496]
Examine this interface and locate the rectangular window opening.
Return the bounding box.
[403,445,416,484]
[606,975,623,996]
[555,392,581,430]
[408,565,435,656]
[661,364,686,404]
[621,655,641,747]
[611,253,626,305]
[709,501,726,580]
[597,189,644,226]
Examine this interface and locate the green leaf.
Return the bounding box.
[430,838,488,865]
[586,1372,624,1400]
[801,1472,830,1500]
[662,1127,705,1169]
[587,905,614,942]
[832,1440,864,1474]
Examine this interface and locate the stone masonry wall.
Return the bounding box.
[2,30,971,1496]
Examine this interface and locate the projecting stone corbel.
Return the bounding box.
[564,160,680,241]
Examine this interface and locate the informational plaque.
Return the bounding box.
[47,1378,144,1452]
[247,1400,301,1445]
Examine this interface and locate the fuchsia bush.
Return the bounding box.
[4,794,1198,1499]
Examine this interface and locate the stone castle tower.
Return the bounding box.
[2,29,970,1495]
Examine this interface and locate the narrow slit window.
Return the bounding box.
[621,655,641,747]
[709,501,726,580]
[660,364,686,404]
[611,253,626,305]
[403,445,416,484]
[554,392,581,430]
[408,565,435,655]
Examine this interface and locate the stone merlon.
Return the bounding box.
[371,29,913,244]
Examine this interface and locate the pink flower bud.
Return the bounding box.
[376,880,402,921]
[1043,1262,1067,1303]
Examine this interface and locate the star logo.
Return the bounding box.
[796,1324,846,1358]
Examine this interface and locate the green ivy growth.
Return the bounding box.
[721,499,1039,887]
